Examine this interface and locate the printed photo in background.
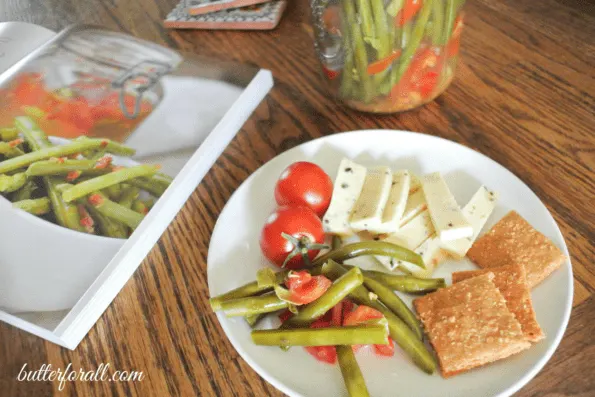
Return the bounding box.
[0,22,272,347]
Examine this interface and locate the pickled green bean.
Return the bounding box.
[343,0,373,102]
[86,191,144,229]
[209,270,290,311]
[363,276,423,339]
[322,260,436,374]
[313,241,425,269]
[220,294,289,317]
[0,173,27,193]
[84,204,128,239]
[252,320,388,346]
[62,165,159,202]
[0,127,18,142]
[245,313,266,328]
[0,139,105,174]
[13,197,50,215]
[11,180,38,201]
[283,267,364,328]
[337,345,370,397]
[343,265,446,293]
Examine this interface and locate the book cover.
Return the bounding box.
[0,22,273,349]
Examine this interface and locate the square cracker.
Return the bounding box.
[467,211,565,288]
[414,273,531,378]
[452,264,544,342]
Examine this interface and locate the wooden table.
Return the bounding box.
[1,0,593,396]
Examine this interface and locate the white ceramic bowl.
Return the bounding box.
[0,137,135,313]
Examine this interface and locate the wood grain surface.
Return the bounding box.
[0,0,594,396]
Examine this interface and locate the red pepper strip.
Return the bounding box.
[322,65,340,80]
[367,50,402,75]
[395,0,423,27]
[446,14,464,57]
[419,70,440,98]
[389,47,439,99]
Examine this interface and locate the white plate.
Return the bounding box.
[207,130,573,397]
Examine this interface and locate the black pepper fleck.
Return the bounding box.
[373,236,380,241]
[392,181,397,186]
[345,167,353,173]
[341,183,349,188]
[448,222,453,227]
[324,219,329,224]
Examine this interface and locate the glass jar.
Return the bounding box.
[0,25,182,142]
[310,0,465,113]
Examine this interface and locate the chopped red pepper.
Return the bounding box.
[367,50,402,75]
[66,170,82,182]
[94,156,113,169]
[88,193,104,206]
[78,205,95,234]
[8,138,23,147]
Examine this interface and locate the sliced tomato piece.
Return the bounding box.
[304,345,337,364]
[342,300,356,324]
[373,338,395,357]
[331,302,343,326]
[278,309,293,323]
[304,319,337,364]
[344,306,388,354]
[446,14,464,58]
[278,274,332,305]
[344,305,384,325]
[285,271,312,290]
[367,50,402,75]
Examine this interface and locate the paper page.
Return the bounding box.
[0,22,55,76]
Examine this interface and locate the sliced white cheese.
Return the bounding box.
[440,186,499,258]
[409,173,422,192]
[422,172,473,242]
[322,158,367,236]
[400,188,427,227]
[399,236,449,278]
[375,170,411,234]
[349,167,393,232]
[374,209,435,270]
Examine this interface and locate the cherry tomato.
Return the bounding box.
[259,206,325,269]
[279,272,332,305]
[304,319,337,364]
[274,162,333,218]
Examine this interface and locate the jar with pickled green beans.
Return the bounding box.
[310,0,465,113]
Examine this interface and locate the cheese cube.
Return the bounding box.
[376,170,411,234]
[349,167,393,232]
[422,172,473,242]
[441,186,499,258]
[322,158,367,235]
